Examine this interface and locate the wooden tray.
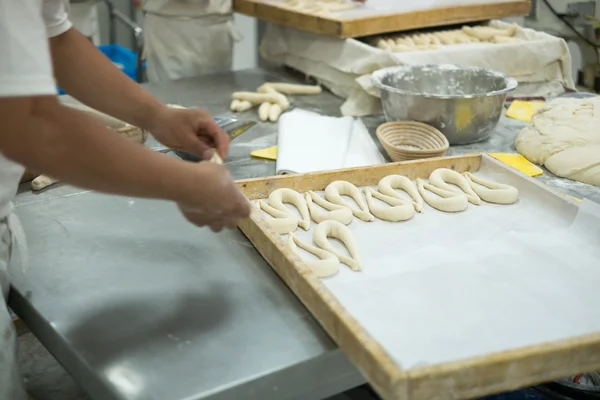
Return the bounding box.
[233,0,532,38]
[235,154,600,400]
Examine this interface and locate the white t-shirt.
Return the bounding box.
[0,0,72,218]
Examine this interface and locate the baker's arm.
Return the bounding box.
[49,27,165,132]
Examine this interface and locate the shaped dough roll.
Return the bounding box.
[257,200,299,234]
[268,188,311,230]
[313,220,362,271]
[288,233,339,278]
[362,188,415,222]
[325,181,374,222]
[416,179,468,213]
[463,172,519,204]
[377,175,424,213]
[428,168,481,205]
[305,191,353,225]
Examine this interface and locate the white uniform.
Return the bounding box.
[0,1,72,398]
[142,0,240,82]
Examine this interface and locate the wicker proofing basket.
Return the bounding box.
[376,121,449,162]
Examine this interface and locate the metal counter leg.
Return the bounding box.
[0,223,27,400]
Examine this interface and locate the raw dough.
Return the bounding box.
[268,188,311,230]
[31,174,60,191]
[269,104,283,122]
[377,175,424,213]
[313,220,362,271]
[257,200,299,234]
[416,178,468,213]
[232,91,290,110]
[258,82,322,95]
[288,233,339,278]
[305,191,353,225]
[462,24,517,41]
[258,102,271,121]
[428,168,481,205]
[230,99,253,112]
[362,188,415,222]
[515,97,600,187]
[324,181,374,222]
[463,172,519,204]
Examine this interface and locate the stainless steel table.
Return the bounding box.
[9,68,600,400]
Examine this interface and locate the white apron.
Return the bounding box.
[142,0,242,82]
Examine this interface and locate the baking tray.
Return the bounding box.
[235,154,600,400]
[233,0,532,38]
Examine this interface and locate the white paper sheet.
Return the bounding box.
[259,157,600,369]
[276,109,384,175]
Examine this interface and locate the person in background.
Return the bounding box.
[141,0,241,82]
[0,1,249,399]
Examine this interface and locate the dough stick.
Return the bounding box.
[463,172,519,204]
[230,99,242,111]
[428,168,481,205]
[362,188,415,222]
[268,104,283,122]
[259,82,322,95]
[324,181,374,222]
[257,200,299,235]
[288,233,339,278]
[305,192,353,225]
[268,188,311,230]
[416,179,468,213]
[377,175,424,213]
[313,220,362,271]
[31,174,60,191]
[236,100,253,112]
[258,102,271,121]
[232,91,289,109]
[462,24,517,41]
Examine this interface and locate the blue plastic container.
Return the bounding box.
[58,44,144,95]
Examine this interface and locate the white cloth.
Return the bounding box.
[0,0,72,220]
[276,109,384,175]
[260,20,576,116]
[142,0,240,82]
[69,0,100,44]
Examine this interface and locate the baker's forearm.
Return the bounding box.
[1,98,196,202]
[50,28,165,131]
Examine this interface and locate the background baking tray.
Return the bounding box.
[235,154,600,400]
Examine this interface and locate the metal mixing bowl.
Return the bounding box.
[371,64,518,145]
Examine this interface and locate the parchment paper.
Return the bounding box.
[261,158,600,369]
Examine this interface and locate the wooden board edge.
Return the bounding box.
[237,212,406,399]
[233,0,530,39]
[233,0,343,36]
[236,154,483,200]
[406,332,600,400]
[340,1,532,38]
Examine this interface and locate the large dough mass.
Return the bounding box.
[515,97,600,186]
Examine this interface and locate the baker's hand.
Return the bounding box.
[150,106,229,159]
[178,161,250,232]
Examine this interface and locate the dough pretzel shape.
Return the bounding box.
[463,172,519,204]
[324,181,374,222]
[377,175,424,213]
[305,191,353,225]
[268,188,311,230]
[362,188,415,222]
[256,200,299,234]
[416,179,468,213]
[428,168,481,205]
[313,220,362,271]
[288,233,339,278]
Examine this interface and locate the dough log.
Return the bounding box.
[31,174,60,191]
[325,181,374,222]
[268,188,311,230]
[463,172,519,204]
[232,91,290,110]
[305,191,353,225]
[258,82,321,95]
[258,102,272,121]
[363,188,415,222]
[417,178,468,212]
[288,233,339,278]
[313,220,362,271]
[377,175,424,213]
[428,168,481,205]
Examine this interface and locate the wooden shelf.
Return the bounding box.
[233,0,532,38]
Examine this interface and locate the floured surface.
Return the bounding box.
[257,158,600,369]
